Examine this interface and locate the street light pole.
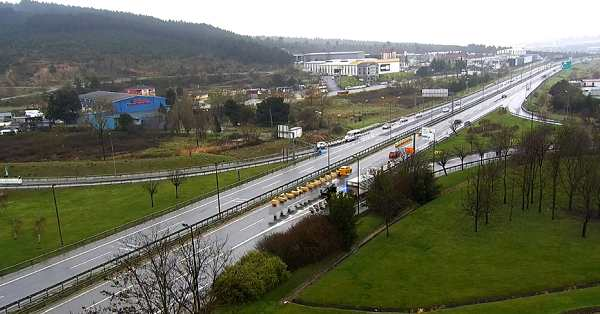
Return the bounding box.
[327,145,331,170]
[51,184,64,246]
[182,223,200,312]
[214,163,221,215]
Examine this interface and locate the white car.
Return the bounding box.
[382,123,391,130]
[0,129,18,136]
[316,141,327,149]
[442,107,450,113]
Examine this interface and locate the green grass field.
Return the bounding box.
[0,163,282,271]
[296,166,600,310]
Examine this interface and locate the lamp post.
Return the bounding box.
[51,184,64,246]
[355,154,360,215]
[182,223,200,312]
[214,163,221,216]
[327,145,331,170]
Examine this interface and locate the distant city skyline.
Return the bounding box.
[5,0,600,47]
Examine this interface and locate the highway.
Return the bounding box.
[0,63,558,313]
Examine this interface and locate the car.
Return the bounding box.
[399,118,409,123]
[382,123,391,130]
[415,113,423,118]
[336,166,353,176]
[442,107,450,113]
[278,194,288,203]
[316,141,327,149]
[271,199,279,206]
[501,94,508,99]
[301,186,310,193]
[464,121,472,127]
[285,192,296,199]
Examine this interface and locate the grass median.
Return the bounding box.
[0,162,283,271]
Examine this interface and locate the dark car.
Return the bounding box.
[464,121,472,127]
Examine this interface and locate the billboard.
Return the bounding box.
[422,89,449,98]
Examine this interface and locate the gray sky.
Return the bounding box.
[7,0,600,46]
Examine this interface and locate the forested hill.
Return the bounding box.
[257,36,501,55]
[0,0,292,85]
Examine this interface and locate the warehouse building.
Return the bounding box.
[302,58,403,77]
[79,91,167,129]
[294,51,366,63]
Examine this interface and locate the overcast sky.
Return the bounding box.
[7,0,600,46]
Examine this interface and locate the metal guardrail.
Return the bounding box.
[7,149,316,187]
[0,64,552,313]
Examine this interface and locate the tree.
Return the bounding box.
[46,87,81,124]
[223,99,243,125]
[578,157,598,238]
[169,170,185,199]
[164,88,177,108]
[367,170,410,238]
[256,97,289,127]
[463,168,482,232]
[449,121,460,135]
[11,218,22,240]
[117,114,135,132]
[33,217,46,245]
[559,124,591,212]
[454,145,468,171]
[0,191,7,215]
[436,150,451,176]
[142,181,160,208]
[90,100,113,161]
[327,193,357,250]
[192,109,209,147]
[102,232,231,313]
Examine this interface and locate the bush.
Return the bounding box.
[213,251,289,305]
[327,193,357,250]
[258,215,342,270]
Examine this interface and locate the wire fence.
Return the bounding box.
[0,64,551,314]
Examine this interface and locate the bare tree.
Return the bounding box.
[449,120,459,135]
[578,157,598,238]
[169,170,186,199]
[193,109,209,147]
[559,124,591,212]
[367,170,410,238]
[436,150,451,176]
[142,181,160,208]
[463,168,482,232]
[102,232,231,313]
[91,100,113,161]
[453,145,468,171]
[33,217,46,245]
[491,126,514,204]
[0,191,7,215]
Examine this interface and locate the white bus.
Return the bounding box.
[344,129,362,142]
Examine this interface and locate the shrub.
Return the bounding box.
[258,215,342,270]
[327,193,357,250]
[213,251,289,305]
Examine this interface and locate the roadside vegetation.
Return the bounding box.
[0,162,281,271]
[297,120,600,312]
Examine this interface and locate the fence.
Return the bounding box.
[0,63,552,313]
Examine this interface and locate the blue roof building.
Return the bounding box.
[79,91,168,129]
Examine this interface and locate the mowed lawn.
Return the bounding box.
[297,170,600,310]
[0,163,282,271]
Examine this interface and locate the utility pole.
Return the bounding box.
[214,163,221,215]
[182,223,200,312]
[51,184,64,246]
[327,145,331,170]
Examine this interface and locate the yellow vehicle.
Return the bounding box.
[314,179,322,186]
[286,192,295,199]
[301,186,310,193]
[308,182,316,189]
[337,166,353,177]
[324,174,332,181]
[330,172,338,179]
[278,194,288,203]
[271,198,279,206]
[292,189,301,196]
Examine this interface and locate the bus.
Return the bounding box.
[344,129,362,142]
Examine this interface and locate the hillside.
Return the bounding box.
[257,36,502,55]
[0,0,292,86]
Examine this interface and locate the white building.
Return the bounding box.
[302,58,403,77]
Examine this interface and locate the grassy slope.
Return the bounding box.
[297,168,600,310]
[0,163,281,270]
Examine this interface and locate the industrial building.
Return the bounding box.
[294,51,366,63]
[302,58,403,77]
[79,91,167,129]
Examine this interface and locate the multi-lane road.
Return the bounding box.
[0,63,559,313]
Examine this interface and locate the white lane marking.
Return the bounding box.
[239,218,264,232]
[40,281,109,314]
[232,210,310,250]
[85,284,132,311]
[158,220,184,234]
[70,252,112,269]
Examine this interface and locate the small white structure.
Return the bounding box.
[420,127,436,140]
[277,125,302,139]
[25,110,44,119]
